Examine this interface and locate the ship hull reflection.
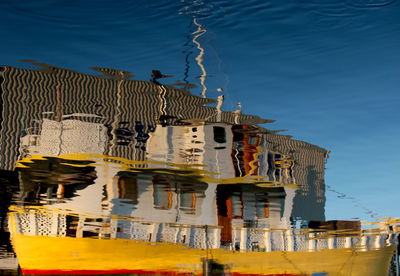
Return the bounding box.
[9,212,395,276]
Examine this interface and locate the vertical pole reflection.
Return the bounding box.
[109,74,124,157]
[192,18,207,98]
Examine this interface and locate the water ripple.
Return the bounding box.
[0,0,150,27]
[309,0,396,18]
[348,0,396,9]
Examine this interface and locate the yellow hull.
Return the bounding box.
[10,232,395,276]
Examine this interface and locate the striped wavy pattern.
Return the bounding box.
[264,132,328,221]
[0,66,269,170]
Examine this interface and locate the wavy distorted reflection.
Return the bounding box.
[0,64,398,275]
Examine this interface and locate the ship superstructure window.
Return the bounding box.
[213,126,226,143]
[29,135,40,146]
[152,176,172,210]
[247,136,258,145]
[231,192,243,218]
[179,190,196,215]
[178,183,200,215]
[264,152,295,183]
[178,181,207,215]
[117,176,138,204]
[255,192,269,218]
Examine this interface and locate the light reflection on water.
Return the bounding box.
[0,64,398,275]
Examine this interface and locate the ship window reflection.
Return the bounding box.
[117,176,138,204]
[179,191,196,215]
[213,126,226,144]
[255,192,269,218]
[152,176,172,210]
[247,136,258,145]
[231,192,243,218]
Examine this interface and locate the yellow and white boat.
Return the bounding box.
[8,206,397,276]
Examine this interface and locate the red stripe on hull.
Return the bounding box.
[232,274,301,276]
[21,269,192,275]
[21,269,302,276]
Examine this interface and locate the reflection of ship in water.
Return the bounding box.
[8,177,398,275]
[1,65,327,222]
[0,65,397,275]
[0,65,267,169]
[9,161,399,275]
[11,159,396,254]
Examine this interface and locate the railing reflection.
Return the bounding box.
[10,205,399,252]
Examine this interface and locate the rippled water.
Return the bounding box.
[0,0,400,275]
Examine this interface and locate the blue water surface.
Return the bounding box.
[0,0,399,222]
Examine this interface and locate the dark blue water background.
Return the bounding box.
[0,0,399,222]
